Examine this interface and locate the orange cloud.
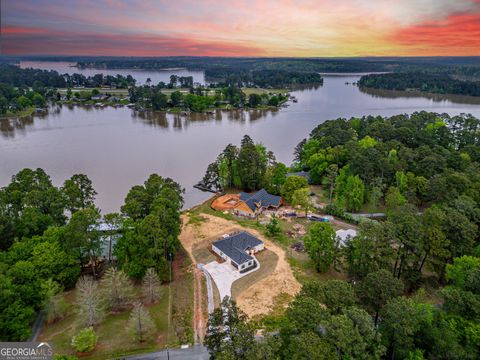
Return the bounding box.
[390,13,480,55]
[2,0,480,56]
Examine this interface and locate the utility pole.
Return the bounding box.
[166,253,172,360]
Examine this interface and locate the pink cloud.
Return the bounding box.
[390,13,480,55]
[1,26,265,56]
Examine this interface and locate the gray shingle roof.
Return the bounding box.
[239,189,282,212]
[213,231,263,265]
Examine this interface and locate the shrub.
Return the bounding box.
[71,327,98,353]
[324,204,359,225]
[266,216,281,237]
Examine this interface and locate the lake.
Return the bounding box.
[2,63,480,213]
[19,61,206,85]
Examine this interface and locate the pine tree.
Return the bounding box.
[128,301,155,342]
[101,267,134,311]
[142,268,162,304]
[75,276,105,327]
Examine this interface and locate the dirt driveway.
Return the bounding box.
[180,213,301,317]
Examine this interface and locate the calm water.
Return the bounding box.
[19,61,206,85]
[2,63,480,213]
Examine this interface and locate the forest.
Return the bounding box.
[359,73,480,97]
[204,68,323,88]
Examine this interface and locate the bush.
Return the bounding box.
[324,204,359,225]
[266,216,281,237]
[71,327,97,353]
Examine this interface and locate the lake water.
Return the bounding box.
[2,63,480,213]
[19,61,206,85]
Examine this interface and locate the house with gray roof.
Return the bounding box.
[234,189,282,217]
[211,231,264,272]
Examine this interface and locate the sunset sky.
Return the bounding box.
[2,0,480,57]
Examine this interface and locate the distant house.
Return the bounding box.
[89,222,122,261]
[212,231,264,272]
[211,188,283,217]
[335,229,357,247]
[286,171,312,184]
[234,189,282,217]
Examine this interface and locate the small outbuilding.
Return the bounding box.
[212,231,264,272]
[335,229,357,247]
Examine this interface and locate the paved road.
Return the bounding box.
[125,344,208,360]
[347,212,386,218]
[30,313,44,341]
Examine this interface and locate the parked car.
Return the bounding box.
[307,214,329,222]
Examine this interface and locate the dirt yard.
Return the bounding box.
[180,213,301,317]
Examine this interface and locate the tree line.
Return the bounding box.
[0,64,137,89]
[72,56,480,79]
[204,68,323,88]
[359,73,480,97]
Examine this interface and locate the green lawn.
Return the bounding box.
[241,88,288,96]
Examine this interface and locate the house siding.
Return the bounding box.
[253,243,264,252]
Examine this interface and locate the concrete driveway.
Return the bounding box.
[204,259,260,301]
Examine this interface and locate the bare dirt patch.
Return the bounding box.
[180,213,301,317]
[211,194,240,211]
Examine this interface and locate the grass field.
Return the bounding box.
[241,88,288,96]
[39,248,193,359]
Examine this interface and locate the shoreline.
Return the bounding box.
[359,86,480,105]
[0,99,287,120]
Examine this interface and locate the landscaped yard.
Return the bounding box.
[38,248,193,359]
